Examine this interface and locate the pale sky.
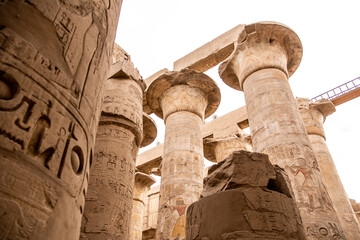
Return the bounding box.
[115,1,360,200]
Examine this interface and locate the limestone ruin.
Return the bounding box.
[1,2,360,240]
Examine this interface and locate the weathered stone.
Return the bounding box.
[141,112,157,147]
[146,68,220,240]
[203,128,252,163]
[219,21,302,91]
[173,25,245,72]
[143,68,170,115]
[219,21,345,239]
[108,45,143,83]
[350,199,360,224]
[186,151,305,240]
[136,106,249,172]
[130,172,156,240]
[81,51,144,239]
[297,98,360,239]
[136,144,163,176]
[202,151,276,197]
[0,0,122,239]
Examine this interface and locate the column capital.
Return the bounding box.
[141,113,157,148]
[146,68,220,121]
[297,98,336,138]
[219,21,303,91]
[101,78,144,146]
[204,129,252,163]
[133,172,156,204]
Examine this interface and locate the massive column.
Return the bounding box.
[203,128,252,163]
[81,56,145,239]
[147,69,220,240]
[0,1,122,239]
[297,98,360,239]
[219,22,344,239]
[129,112,157,240]
[130,172,156,240]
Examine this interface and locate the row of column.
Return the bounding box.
[83,21,357,240]
[2,4,356,238]
[219,22,359,239]
[0,1,122,239]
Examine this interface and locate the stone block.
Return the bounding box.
[187,150,305,240]
[202,150,276,197]
[186,188,305,240]
[173,24,245,72]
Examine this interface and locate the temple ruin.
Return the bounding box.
[1,2,360,240]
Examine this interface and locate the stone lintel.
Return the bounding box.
[134,172,156,203]
[219,21,303,91]
[143,69,170,114]
[146,68,220,120]
[173,24,245,72]
[136,144,163,175]
[112,43,130,64]
[108,44,145,91]
[297,98,336,139]
[203,132,252,163]
[136,106,249,171]
[144,68,170,88]
[108,63,145,91]
[141,113,157,148]
[201,106,248,139]
[309,99,336,119]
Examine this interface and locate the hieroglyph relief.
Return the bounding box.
[0,0,121,238]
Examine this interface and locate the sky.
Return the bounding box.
[115,1,360,200]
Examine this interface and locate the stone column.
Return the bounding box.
[146,69,220,240]
[297,98,360,239]
[81,58,145,239]
[203,128,252,163]
[128,112,157,239]
[0,1,121,239]
[130,172,156,240]
[219,22,344,239]
[142,112,158,148]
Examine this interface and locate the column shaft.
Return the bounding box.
[130,172,155,240]
[81,78,143,239]
[157,111,204,239]
[146,69,220,240]
[243,68,344,238]
[0,1,121,239]
[309,134,360,238]
[131,199,146,240]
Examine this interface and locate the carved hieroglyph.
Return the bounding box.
[146,69,220,240]
[219,22,345,239]
[0,1,121,239]
[130,172,156,240]
[186,151,306,240]
[297,98,360,239]
[81,58,145,239]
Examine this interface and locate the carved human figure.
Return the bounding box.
[219,22,344,239]
[146,69,220,240]
[0,0,122,239]
[297,98,360,239]
[80,52,145,239]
